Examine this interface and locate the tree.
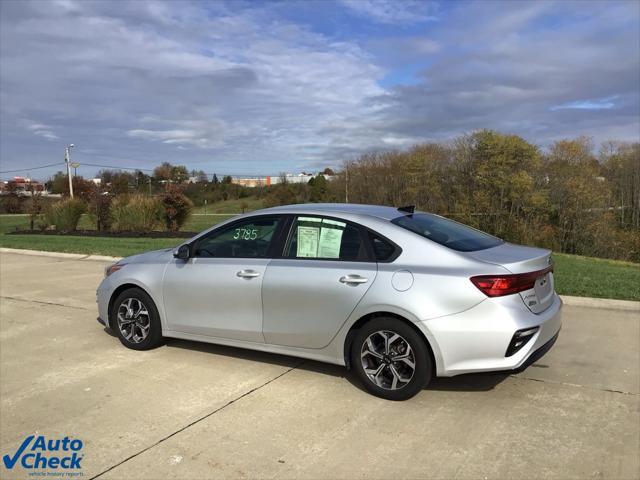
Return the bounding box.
[601,142,640,230]
[153,162,189,185]
[190,170,208,183]
[322,167,335,176]
[171,165,189,183]
[26,186,44,230]
[134,170,151,193]
[47,171,68,195]
[70,177,97,202]
[212,173,219,184]
[309,174,328,202]
[1,180,23,213]
[153,162,173,182]
[546,138,611,255]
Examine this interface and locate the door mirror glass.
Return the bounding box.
[174,244,191,260]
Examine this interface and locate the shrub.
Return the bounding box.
[263,185,296,207]
[0,194,24,214]
[26,192,45,230]
[160,188,193,231]
[44,198,87,232]
[88,193,112,232]
[110,194,162,233]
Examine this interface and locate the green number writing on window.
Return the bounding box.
[234,228,259,240]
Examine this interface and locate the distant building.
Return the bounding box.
[233,177,267,187]
[0,176,45,194]
[231,173,334,187]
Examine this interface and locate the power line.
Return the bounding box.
[2,160,321,179]
[81,162,155,173]
[80,162,289,179]
[0,162,65,174]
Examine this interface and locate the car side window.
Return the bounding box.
[193,216,281,258]
[369,232,397,261]
[286,216,366,261]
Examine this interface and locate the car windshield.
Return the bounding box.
[391,213,503,252]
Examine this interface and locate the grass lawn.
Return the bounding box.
[552,253,639,301]
[0,213,235,257]
[192,197,264,214]
[1,213,638,301]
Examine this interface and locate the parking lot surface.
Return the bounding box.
[1,252,639,479]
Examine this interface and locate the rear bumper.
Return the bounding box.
[418,293,562,376]
[511,330,560,373]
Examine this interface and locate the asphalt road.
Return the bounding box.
[1,252,638,479]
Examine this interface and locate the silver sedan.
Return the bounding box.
[97,203,562,400]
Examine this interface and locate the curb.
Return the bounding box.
[560,295,640,312]
[0,248,121,263]
[1,247,638,312]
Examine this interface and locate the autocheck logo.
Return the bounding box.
[3,435,83,471]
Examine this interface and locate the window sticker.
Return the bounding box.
[318,226,343,258]
[322,219,346,228]
[296,226,319,257]
[298,216,322,223]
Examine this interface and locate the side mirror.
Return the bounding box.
[174,244,191,260]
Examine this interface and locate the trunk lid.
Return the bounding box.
[466,242,555,313]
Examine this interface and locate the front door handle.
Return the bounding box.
[339,274,368,285]
[237,269,260,279]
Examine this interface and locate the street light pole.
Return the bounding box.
[65,144,75,198]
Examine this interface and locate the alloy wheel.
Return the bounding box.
[360,330,416,390]
[116,298,151,344]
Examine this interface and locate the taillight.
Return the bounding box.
[470,266,552,297]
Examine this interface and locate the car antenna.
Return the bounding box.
[397,205,415,214]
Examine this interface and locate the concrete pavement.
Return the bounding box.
[1,252,638,479]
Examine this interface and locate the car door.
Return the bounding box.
[262,215,378,349]
[163,215,286,342]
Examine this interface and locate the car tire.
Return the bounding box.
[351,317,432,401]
[110,288,164,351]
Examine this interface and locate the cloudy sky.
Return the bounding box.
[1,0,638,178]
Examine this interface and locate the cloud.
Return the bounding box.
[551,96,618,111]
[25,122,59,141]
[351,0,640,148]
[339,0,438,24]
[0,0,384,174]
[0,0,638,177]
[126,119,231,148]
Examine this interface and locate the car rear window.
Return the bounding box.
[391,213,503,252]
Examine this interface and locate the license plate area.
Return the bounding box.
[520,272,554,313]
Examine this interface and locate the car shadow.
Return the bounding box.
[161,336,511,394]
[428,373,510,392]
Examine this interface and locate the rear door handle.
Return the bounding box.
[237,269,260,279]
[339,275,368,285]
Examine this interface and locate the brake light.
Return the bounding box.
[470,266,553,297]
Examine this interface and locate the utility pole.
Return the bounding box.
[345,162,349,203]
[65,144,75,198]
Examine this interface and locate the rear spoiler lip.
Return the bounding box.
[463,242,553,274]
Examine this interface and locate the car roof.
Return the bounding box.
[255,203,408,220]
